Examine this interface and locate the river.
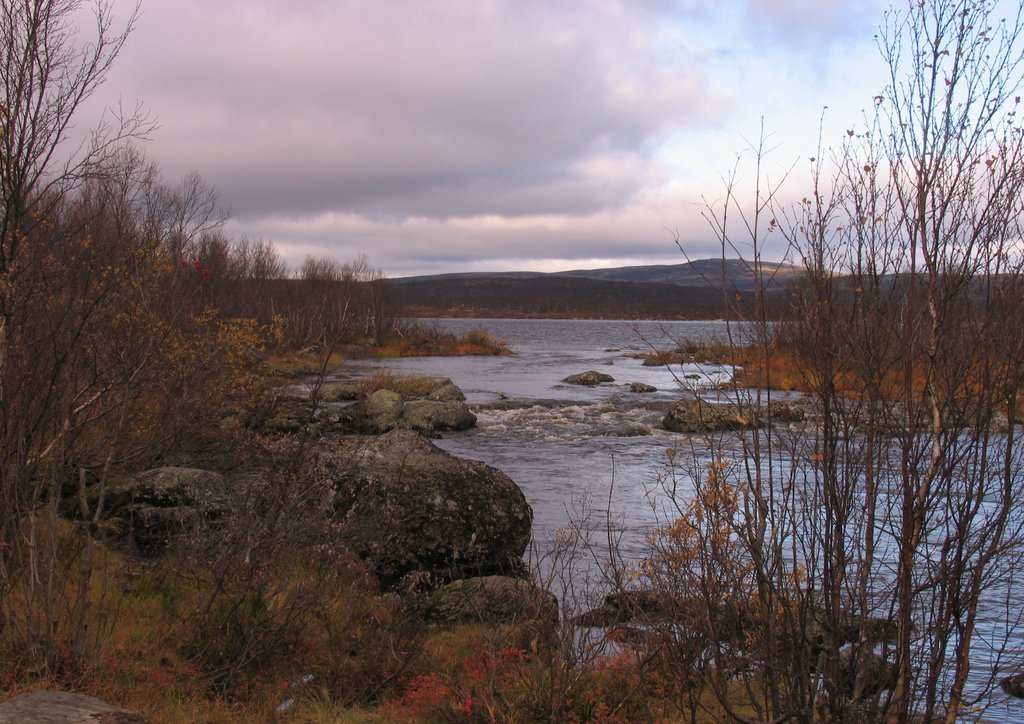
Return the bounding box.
[336,317,1024,722]
[341,319,735,560]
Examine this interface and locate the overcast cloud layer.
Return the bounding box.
[84,0,891,276]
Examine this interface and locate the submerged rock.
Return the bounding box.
[310,430,532,587]
[563,371,615,386]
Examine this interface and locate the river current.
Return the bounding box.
[336,317,1024,721]
[341,319,733,560]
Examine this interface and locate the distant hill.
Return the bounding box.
[554,258,803,291]
[391,259,798,319]
[393,258,801,292]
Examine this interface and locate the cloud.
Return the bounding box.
[104,0,718,224]
[75,0,890,275]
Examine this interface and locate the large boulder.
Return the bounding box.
[105,467,227,555]
[662,399,751,433]
[310,430,532,587]
[0,691,146,722]
[563,371,615,386]
[424,576,558,625]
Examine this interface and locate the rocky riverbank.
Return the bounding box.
[85,375,548,607]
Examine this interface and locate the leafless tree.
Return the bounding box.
[629,1,1024,721]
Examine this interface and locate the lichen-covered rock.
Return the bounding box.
[363,388,404,431]
[105,467,227,555]
[310,430,532,587]
[563,371,615,386]
[662,399,750,433]
[0,691,146,722]
[629,382,657,393]
[424,576,558,625]
[403,400,477,433]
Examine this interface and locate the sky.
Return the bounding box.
[79,0,897,277]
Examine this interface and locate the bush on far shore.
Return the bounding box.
[375,321,513,358]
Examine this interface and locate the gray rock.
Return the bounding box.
[403,400,477,433]
[563,371,615,386]
[310,430,532,587]
[0,691,146,722]
[425,576,558,625]
[629,382,657,393]
[426,379,467,402]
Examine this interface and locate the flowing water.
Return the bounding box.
[341,319,735,559]
[336,318,1024,721]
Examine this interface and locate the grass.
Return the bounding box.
[375,323,513,358]
[0,519,852,723]
[638,337,735,368]
[264,348,346,378]
[264,324,512,378]
[354,371,447,399]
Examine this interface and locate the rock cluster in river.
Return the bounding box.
[345,376,477,435]
[85,377,537,605]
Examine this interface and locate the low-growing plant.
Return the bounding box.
[356,371,442,399]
